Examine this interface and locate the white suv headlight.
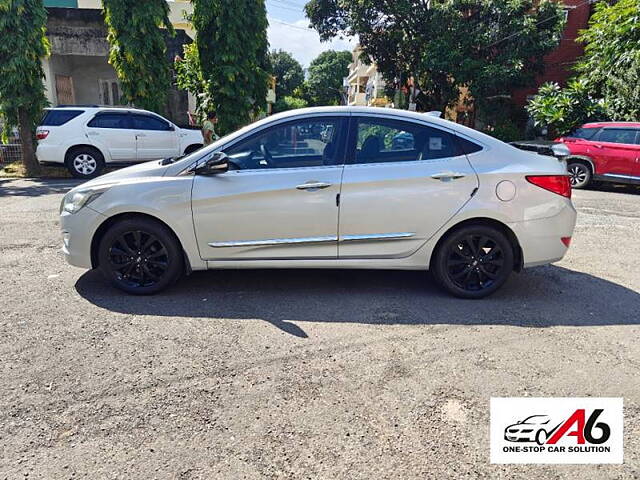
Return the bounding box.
[60,184,114,214]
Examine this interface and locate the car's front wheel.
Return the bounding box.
[432,225,514,299]
[98,218,183,295]
[567,161,591,189]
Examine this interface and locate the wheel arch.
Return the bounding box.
[90,212,191,274]
[428,217,523,272]
[566,155,595,174]
[65,144,109,163]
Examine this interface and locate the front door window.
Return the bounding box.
[224,118,343,170]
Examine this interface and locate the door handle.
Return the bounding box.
[136,133,147,138]
[593,144,603,149]
[431,172,466,181]
[296,181,332,190]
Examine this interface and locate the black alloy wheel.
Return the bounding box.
[433,225,514,299]
[98,218,183,294]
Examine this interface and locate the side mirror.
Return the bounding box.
[195,152,229,175]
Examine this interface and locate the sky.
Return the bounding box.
[265,0,356,67]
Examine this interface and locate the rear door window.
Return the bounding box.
[597,128,638,145]
[87,113,131,129]
[40,110,84,126]
[131,114,172,131]
[351,117,461,164]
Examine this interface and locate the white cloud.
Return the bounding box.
[267,16,356,67]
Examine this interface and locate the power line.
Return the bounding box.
[269,17,317,33]
[267,0,304,13]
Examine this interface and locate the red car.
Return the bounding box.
[555,122,640,188]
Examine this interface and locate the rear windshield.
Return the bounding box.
[40,110,84,126]
[566,127,599,140]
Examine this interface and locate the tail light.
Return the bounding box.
[561,237,572,247]
[526,175,572,198]
[36,130,49,140]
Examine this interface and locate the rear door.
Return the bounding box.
[590,128,640,177]
[338,115,479,259]
[85,112,136,161]
[131,113,180,161]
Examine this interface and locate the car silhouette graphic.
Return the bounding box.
[504,415,562,445]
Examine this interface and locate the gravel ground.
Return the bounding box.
[0,178,639,479]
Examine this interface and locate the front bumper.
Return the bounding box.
[60,206,106,269]
[511,202,578,268]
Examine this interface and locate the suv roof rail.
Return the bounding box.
[55,104,100,108]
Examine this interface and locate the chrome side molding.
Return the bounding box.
[340,232,415,242]
[209,236,337,248]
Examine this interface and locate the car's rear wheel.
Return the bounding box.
[567,161,591,189]
[66,147,105,179]
[432,225,514,299]
[98,218,183,295]
[535,429,548,445]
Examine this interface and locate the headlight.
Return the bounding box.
[60,184,114,214]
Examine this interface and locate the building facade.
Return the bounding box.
[345,46,390,107]
[42,7,192,125]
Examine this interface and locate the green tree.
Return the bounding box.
[0,0,49,176]
[191,0,270,134]
[102,0,174,113]
[269,49,304,100]
[526,80,607,137]
[175,43,215,122]
[575,0,640,121]
[273,95,308,113]
[305,50,351,106]
[306,0,565,112]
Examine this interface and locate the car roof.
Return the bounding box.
[45,105,157,115]
[264,106,502,145]
[582,122,640,128]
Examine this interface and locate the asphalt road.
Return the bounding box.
[1,178,639,479]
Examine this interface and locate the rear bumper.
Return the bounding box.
[511,203,577,268]
[36,144,64,164]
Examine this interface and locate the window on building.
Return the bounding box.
[99,79,121,106]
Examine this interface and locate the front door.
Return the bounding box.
[131,113,180,161]
[338,115,479,258]
[84,112,136,161]
[191,116,347,260]
[590,128,640,177]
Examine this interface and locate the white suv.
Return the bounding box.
[36,106,204,178]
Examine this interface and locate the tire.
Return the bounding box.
[184,144,203,155]
[535,429,548,445]
[567,161,591,189]
[65,147,105,179]
[432,225,514,299]
[97,218,183,295]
